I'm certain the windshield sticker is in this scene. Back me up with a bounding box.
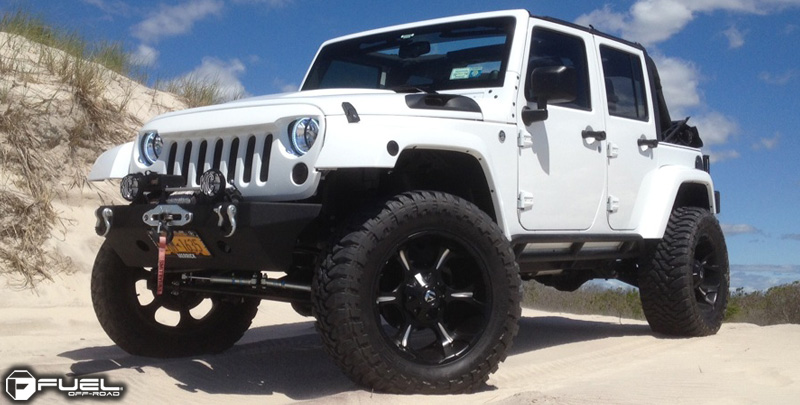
[450,67,483,80]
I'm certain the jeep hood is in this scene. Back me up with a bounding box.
[146,89,485,127]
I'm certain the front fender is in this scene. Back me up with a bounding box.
[634,166,716,239]
[314,115,518,238]
[88,142,134,181]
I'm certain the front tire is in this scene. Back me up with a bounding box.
[639,207,730,336]
[313,191,521,394]
[91,242,260,357]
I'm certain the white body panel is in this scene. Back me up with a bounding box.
[88,142,134,180]
[517,20,607,231]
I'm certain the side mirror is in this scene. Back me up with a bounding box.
[522,65,578,125]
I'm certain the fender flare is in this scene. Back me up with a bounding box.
[634,166,716,239]
[88,142,134,181]
[314,115,515,236]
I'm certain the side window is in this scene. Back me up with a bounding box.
[600,46,648,121]
[526,28,591,110]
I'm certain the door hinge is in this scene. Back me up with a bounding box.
[607,195,620,213]
[518,191,534,210]
[607,142,619,158]
[518,130,532,149]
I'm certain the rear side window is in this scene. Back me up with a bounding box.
[600,46,648,121]
[526,28,591,110]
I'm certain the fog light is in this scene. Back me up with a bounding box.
[120,173,144,201]
[200,169,226,198]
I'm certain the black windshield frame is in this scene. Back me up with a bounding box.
[302,17,517,92]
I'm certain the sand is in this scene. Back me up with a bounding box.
[1,178,798,404]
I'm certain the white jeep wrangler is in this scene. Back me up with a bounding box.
[88,10,728,394]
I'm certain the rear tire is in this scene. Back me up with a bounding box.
[639,207,729,336]
[312,191,521,394]
[91,242,260,357]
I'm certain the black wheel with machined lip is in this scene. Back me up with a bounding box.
[313,191,521,394]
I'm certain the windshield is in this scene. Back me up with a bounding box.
[302,17,516,92]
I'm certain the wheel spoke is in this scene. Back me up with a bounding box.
[435,248,451,270]
[445,286,485,310]
[140,300,160,319]
[177,306,198,327]
[394,323,413,349]
[436,322,454,346]
[133,267,151,281]
[697,284,718,305]
[398,249,411,272]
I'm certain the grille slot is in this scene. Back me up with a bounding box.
[260,134,273,182]
[243,136,256,183]
[181,141,193,185]
[161,134,274,188]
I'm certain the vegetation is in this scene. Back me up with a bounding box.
[0,9,133,76]
[0,9,232,286]
[523,281,645,321]
[725,282,800,325]
[160,75,227,108]
[523,280,800,326]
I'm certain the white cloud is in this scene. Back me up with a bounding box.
[132,44,159,66]
[752,132,781,149]
[708,149,741,162]
[179,57,247,101]
[81,0,130,15]
[132,0,224,43]
[652,55,702,116]
[575,0,800,46]
[273,78,298,93]
[759,69,799,85]
[722,223,761,235]
[691,112,739,145]
[722,25,746,48]
[731,264,800,291]
[232,0,294,6]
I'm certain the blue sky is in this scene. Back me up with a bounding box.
[2,0,799,290]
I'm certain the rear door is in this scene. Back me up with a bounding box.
[594,38,659,230]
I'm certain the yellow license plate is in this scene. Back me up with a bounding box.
[154,231,212,258]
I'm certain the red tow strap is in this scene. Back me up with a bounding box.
[157,234,166,296]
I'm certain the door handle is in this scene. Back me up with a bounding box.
[581,130,606,141]
[637,138,659,149]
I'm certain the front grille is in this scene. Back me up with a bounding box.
[165,133,274,188]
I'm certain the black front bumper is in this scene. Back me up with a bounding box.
[97,201,321,272]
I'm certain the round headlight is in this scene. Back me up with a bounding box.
[140,131,162,165]
[290,118,319,155]
[120,173,144,201]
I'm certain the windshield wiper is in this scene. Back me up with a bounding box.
[388,85,438,94]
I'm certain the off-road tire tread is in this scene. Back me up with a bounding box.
[639,207,729,337]
[312,191,521,394]
[91,242,260,358]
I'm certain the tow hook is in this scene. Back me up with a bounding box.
[213,204,238,237]
[95,207,113,237]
